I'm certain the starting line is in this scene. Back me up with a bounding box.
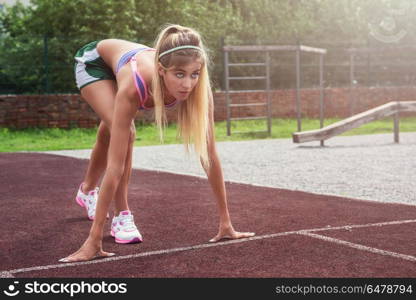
[2,218,416,277]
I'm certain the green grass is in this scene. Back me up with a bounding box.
[1,117,416,152]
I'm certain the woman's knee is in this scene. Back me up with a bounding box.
[106,164,125,182]
[129,123,136,144]
[96,122,111,146]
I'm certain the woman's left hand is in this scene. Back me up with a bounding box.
[209,225,255,243]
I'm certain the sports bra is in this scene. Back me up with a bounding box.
[115,47,178,111]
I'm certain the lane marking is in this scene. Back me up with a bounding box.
[0,271,14,278]
[299,232,416,262]
[3,218,416,276]
[301,219,416,233]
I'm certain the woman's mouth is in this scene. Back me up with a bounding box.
[179,91,190,96]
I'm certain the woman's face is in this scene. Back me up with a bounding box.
[159,60,202,101]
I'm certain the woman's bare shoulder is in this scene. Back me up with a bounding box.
[98,39,146,50]
[137,52,157,85]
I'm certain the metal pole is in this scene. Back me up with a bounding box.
[349,52,355,116]
[266,51,271,136]
[220,37,225,90]
[224,49,231,136]
[296,48,301,132]
[43,34,49,93]
[394,109,399,143]
[319,54,324,146]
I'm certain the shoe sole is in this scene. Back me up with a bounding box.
[115,237,142,244]
[111,230,142,244]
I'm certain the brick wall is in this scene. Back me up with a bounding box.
[1,86,416,129]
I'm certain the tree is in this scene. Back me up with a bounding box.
[0,0,239,93]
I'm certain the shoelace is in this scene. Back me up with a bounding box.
[118,214,136,231]
[86,190,98,216]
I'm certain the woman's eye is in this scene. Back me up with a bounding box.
[175,73,184,78]
[191,73,200,79]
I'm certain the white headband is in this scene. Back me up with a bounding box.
[158,45,202,59]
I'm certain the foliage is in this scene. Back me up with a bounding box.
[0,0,239,93]
[1,0,416,93]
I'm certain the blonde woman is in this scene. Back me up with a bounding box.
[60,24,255,263]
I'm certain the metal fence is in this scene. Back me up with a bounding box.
[1,36,416,94]
[220,40,416,91]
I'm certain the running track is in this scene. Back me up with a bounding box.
[1,153,415,278]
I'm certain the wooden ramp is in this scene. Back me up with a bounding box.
[292,101,416,144]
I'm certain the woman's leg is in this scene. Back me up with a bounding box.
[113,121,135,215]
[78,80,135,216]
[79,81,116,192]
[81,121,110,192]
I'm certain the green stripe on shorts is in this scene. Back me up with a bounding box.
[74,41,115,90]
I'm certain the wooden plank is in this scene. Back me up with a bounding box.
[398,101,416,112]
[292,102,399,143]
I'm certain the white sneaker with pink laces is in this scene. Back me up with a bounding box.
[75,183,108,220]
[110,210,142,244]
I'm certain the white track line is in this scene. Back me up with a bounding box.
[299,232,416,263]
[300,219,416,233]
[3,219,416,276]
[0,271,14,278]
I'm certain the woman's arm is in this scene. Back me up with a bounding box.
[60,88,137,262]
[202,89,255,242]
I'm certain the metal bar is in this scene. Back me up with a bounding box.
[43,34,49,93]
[299,45,328,54]
[224,50,231,136]
[228,63,266,67]
[227,90,267,93]
[229,103,267,107]
[233,130,269,134]
[223,45,326,53]
[224,45,299,52]
[366,39,371,91]
[349,53,355,117]
[228,76,266,80]
[394,110,399,143]
[319,54,324,147]
[266,51,272,136]
[347,46,416,53]
[296,49,301,132]
[230,116,268,121]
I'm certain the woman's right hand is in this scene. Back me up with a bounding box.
[59,236,115,263]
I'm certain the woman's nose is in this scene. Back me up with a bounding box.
[181,77,192,89]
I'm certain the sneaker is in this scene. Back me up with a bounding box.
[110,210,142,244]
[75,183,108,220]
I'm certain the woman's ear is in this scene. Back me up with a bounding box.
[158,63,166,77]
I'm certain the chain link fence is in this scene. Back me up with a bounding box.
[1,36,416,94]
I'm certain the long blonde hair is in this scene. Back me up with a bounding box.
[152,24,211,168]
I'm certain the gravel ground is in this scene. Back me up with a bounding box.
[43,132,416,206]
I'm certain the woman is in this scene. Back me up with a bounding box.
[60,24,255,263]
